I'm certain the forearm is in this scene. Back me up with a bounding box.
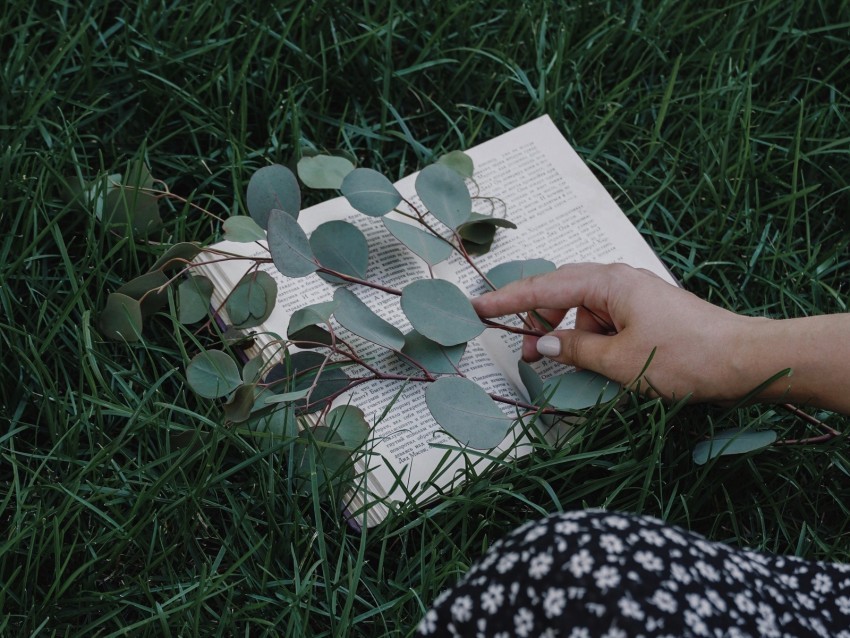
[737,314,850,414]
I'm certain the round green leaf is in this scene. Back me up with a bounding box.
[265,352,351,415]
[425,377,510,449]
[541,371,619,411]
[223,384,257,423]
[486,259,557,289]
[517,360,545,403]
[333,288,405,350]
[341,168,402,217]
[246,164,301,229]
[223,215,266,242]
[436,150,474,178]
[383,217,453,266]
[399,330,466,374]
[177,274,214,324]
[297,154,355,189]
[324,405,370,449]
[242,355,267,384]
[692,428,778,465]
[116,270,169,316]
[104,185,162,235]
[263,388,311,405]
[100,292,143,341]
[288,300,337,336]
[226,270,277,329]
[400,279,484,347]
[294,426,353,494]
[186,349,242,399]
[149,242,202,272]
[415,164,472,229]
[267,209,318,277]
[310,220,369,284]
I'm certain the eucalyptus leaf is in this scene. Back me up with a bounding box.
[517,360,545,403]
[486,259,557,289]
[263,388,311,405]
[104,184,162,235]
[436,150,474,178]
[265,352,351,415]
[692,428,778,465]
[324,405,370,449]
[399,330,466,374]
[226,270,277,329]
[116,270,169,316]
[223,216,266,242]
[288,300,337,336]
[246,164,300,228]
[149,242,202,272]
[333,288,405,350]
[415,164,471,229]
[267,209,318,277]
[294,426,353,494]
[425,377,510,449]
[186,349,242,399]
[341,168,402,216]
[242,354,266,384]
[400,279,484,346]
[248,405,299,447]
[100,292,143,341]
[541,371,619,411]
[297,154,355,189]
[177,274,214,324]
[310,220,369,283]
[382,217,453,265]
[288,324,334,348]
[223,384,256,423]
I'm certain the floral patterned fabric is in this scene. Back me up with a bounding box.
[417,510,850,637]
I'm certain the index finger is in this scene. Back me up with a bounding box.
[471,262,614,318]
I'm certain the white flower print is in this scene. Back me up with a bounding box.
[634,550,663,572]
[529,551,554,579]
[496,552,518,574]
[837,595,850,614]
[686,593,713,617]
[796,591,816,610]
[594,565,620,589]
[601,627,626,638]
[683,610,708,636]
[639,528,666,547]
[734,592,756,616]
[555,520,580,535]
[813,572,833,594]
[650,589,677,614]
[568,629,590,638]
[513,607,534,637]
[451,595,473,623]
[568,549,594,577]
[599,533,624,554]
[602,515,629,530]
[694,560,720,582]
[705,588,727,613]
[543,587,566,619]
[523,523,548,543]
[618,596,644,620]
[671,562,692,584]
[417,609,438,635]
[480,584,504,614]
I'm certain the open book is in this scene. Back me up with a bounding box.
[195,116,676,528]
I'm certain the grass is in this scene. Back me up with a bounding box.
[2,0,850,634]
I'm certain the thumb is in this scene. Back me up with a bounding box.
[536,329,612,374]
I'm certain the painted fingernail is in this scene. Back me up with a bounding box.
[536,335,561,357]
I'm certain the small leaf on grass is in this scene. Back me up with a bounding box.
[294,426,353,495]
[267,209,318,277]
[341,168,402,216]
[297,154,355,189]
[116,270,169,316]
[486,258,557,289]
[226,270,277,329]
[399,330,466,374]
[247,164,300,228]
[149,242,202,272]
[541,371,619,411]
[383,217,453,265]
[324,405,370,449]
[186,349,242,399]
[333,288,405,350]
[100,292,143,341]
[310,220,369,283]
[425,377,510,449]
[692,428,778,465]
[177,274,214,324]
[401,279,484,346]
[223,216,266,242]
[415,164,471,229]
[436,150,474,178]
[223,384,257,423]
[104,184,162,235]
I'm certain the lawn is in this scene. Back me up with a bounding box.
[2,0,850,635]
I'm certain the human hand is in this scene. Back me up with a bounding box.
[472,263,763,403]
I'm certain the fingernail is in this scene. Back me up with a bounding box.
[537,335,561,357]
